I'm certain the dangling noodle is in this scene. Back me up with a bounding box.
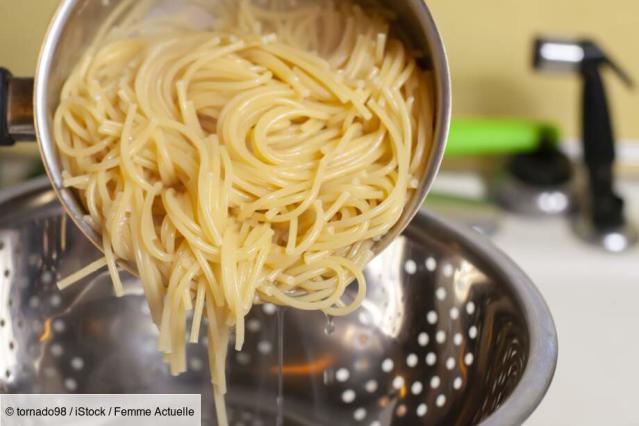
[54,0,434,424]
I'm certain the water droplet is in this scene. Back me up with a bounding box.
[324,315,335,336]
[323,368,335,385]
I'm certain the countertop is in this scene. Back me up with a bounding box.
[491,180,639,426]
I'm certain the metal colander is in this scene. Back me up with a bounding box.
[0,178,557,426]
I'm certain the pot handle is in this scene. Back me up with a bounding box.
[0,68,35,146]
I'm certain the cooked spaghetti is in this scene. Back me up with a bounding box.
[54,0,434,423]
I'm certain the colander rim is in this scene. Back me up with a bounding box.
[411,211,558,426]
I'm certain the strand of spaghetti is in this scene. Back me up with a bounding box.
[57,257,108,290]
[190,281,207,343]
[102,232,125,297]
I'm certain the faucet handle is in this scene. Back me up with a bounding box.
[604,56,634,88]
[579,40,634,88]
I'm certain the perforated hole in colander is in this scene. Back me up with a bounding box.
[278,248,488,425]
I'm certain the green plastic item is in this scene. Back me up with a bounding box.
[446,118,560,156]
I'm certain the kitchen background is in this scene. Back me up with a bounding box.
[1,1,638,425]
[3,0,639,139]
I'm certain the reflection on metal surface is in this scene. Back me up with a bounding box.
[539,42,584,65]
[603,233,630,252]
[574,215,638,253]
[454,260,486,302]
[0,179,557,425]
[360,240,405,338]
[275,355,335,376]
[5,76,36,142]
[493,173,573,217]
[38,319,52,343]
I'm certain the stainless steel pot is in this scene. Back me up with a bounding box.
[0,0,452,266]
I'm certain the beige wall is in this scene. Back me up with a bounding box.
[429,0,639,140]
[1,0,638,140]
[0,1,58,73]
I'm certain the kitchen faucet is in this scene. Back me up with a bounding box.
[533,37,637,252]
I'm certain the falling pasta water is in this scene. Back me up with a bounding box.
[276,309,285,426]
[324,315,336,336]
